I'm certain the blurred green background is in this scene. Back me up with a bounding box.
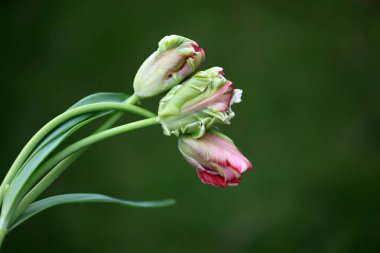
[1,0,379,252]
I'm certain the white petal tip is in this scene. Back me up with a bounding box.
[231,89,243,104]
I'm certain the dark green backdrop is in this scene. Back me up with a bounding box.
[1,0,379,252]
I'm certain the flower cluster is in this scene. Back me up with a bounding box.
[133,35,251,187]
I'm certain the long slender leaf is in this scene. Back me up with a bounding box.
[15,92,129,180]
[68,92,129,109]
[1,93,130,224]
[29,92,129,159]
[10,193,175,230]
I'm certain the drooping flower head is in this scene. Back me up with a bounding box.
[158,67,242,138]
[133,35,205,98]
[178,131,252,187]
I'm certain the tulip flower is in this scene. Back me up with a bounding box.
[158,67,242,138]
[178,131,252,187]
[133,35,205,98]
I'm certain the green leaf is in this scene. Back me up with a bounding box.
[68,92,129,109]
[2,93,130,225]
[17,92,130,180]
[10,193,175,230]
[30,92,130,158]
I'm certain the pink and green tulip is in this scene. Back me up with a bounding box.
[158,67,242,138]
[178,131,251,187]
[133,35,205,98]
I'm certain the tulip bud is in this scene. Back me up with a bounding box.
[158,67,242,138]
[133,35,205,98]
[178,131,252,187]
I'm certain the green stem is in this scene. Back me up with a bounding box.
[0,117,159,228]
[0,102,151,204]
[40,117,159,177]
[123,93,139,106]
[13,155,80,219]
[99,93,140,129]
[14,95,143,219]
[0,227,5,249]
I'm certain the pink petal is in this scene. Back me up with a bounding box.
[197,170,241,187]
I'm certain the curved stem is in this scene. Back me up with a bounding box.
[13,155,80,220]
[0,102,153,204]
[0,227,5,249]
[124,93,139,105]
[95,94,141,132]
[14,95,143,219]
[39,117,159,178]
[0,117,159,228]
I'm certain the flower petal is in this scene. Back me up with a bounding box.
[197,170,241,187]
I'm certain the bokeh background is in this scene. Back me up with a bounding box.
[1,0,379,252]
